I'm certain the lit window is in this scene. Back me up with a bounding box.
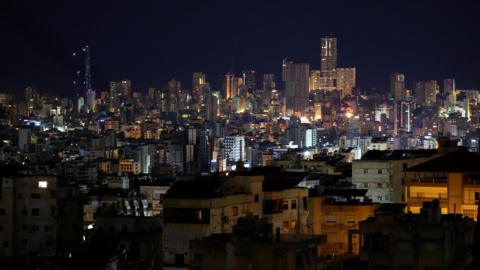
[38,181,48,189]
[196,210,203,221]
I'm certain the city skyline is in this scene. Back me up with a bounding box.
[1,0,480,95]
[3,2,480,269]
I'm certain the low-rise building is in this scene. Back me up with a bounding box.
[404,148,480,220]
[308,189,378,257]
[189,216,326,270]
[0,173,83,266]
[162,168,309,269]
[352,149,437,203]
[359,201,474,270]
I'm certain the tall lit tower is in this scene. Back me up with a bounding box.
[390,73,405,100]
[320,36,337,89]
[320,37,337,72]
[284,62,310,115]
[73,45,92,94]
[192,72,206,111]
[224,73,234,99]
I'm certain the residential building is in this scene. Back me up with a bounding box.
[352,150,437,203]
[404,148,480,221]
[360,201,474,270]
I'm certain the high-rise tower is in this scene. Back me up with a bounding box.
[320,37,337,72]
[320,37,337,89]
[390,73,406,100]
[284,61,310,115]
[73,45,92,93]
[243,70,256,91]
[224,73,234,99]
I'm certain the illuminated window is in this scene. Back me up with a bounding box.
[290,220,297,231]
[196,210,203,222]
[38,181,48,189]
[283,221,289,233]
[232,207,238,217]
[283,200,289,210]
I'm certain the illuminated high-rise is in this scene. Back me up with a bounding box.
[284,61,310,115]
[192,72,206,110]
[336,68,356,97]
[415,80,438,106]
[400,101,412,132]
[109,80,132,109]
[192,72,206,93]
[224,73,234,99]
[309,70,321,91]
[223,136,246,166]
[320,37,337,90]
[231,77,243,98]
[390,73,406,100]
[73,45,92,94]
[321,37,337,72]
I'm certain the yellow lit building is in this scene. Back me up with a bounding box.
[404,149,480,221]
[336,68,356,97]
[308,189,378,257]
[119,159,141,174]
[309,70,321,91]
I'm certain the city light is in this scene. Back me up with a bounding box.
[38,181,48,189]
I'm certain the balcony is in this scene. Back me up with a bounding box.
[405,177,447,185]
[408,196,447,204]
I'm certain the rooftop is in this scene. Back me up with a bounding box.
[407,149,480,173]
[361,149,437,161]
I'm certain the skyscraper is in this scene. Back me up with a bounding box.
[121,79,132,98]
[400,101,412,133]
[262,74,276,92]
[73,45,92,94]
[243,70,256,91]
[390,73,406,100]
[284,61,310,115]
[224,73,234,99]
[192,72,206,111]
[231,77,243,98]
[109,80,131,109]
[443,79,456,96]
[415,80,438,106]
[261,74,276,105]
[320,37,337,89]
[192,72,206,93]
[321,37,337,72]
[336,68,356,97]
[309,70,321,91]
[444,79,456,106]
[223,136,246,167]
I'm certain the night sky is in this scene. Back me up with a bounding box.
[1,0,480,97]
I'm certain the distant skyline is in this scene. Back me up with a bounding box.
[1,0,480,96]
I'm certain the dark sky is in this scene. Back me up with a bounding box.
[1,0,480,97]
